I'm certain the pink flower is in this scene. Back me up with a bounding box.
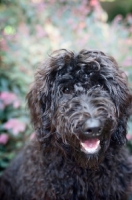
[0,38,9,51]
[90,0,99,7]
[122,57,132,67]
[126,134,132,141]
[36,2,46,12]
[112,15,123,25]
[36,25,47,38]
[4,119,26,135]
[13,101,21,109]
[0,91,20,108]
[0,133,9,145]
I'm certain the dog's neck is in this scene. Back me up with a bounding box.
[37,134,126,171]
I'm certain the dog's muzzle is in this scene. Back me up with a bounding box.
[76,118,103,154]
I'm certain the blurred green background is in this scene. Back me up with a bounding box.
[0,0,132,176]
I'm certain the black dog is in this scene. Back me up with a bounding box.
[0,49,132,200]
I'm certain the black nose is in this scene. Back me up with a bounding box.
[82,119,102,135]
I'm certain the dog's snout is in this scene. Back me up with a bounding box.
[82,119,102,135]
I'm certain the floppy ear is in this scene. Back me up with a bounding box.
[105,58,132,146]
[110,86,132,146]
[111,117,128,145]
[27,50,74,142]
[97,54,132,145]
[27,62,52,142]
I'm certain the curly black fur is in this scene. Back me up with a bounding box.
[0,49,132,200]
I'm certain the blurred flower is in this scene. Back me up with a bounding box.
[122,57,132,67]
[36,25,47,38]
[0,133,9,145]
[4,119,26,135]
[90,0,99,7]
[112,15,123,26]
[13,101,21,108]
[127,133,132,141]
[0,38,9,51]
[0,91,20,109]
[36,2,46,12]
[79,22,86,30]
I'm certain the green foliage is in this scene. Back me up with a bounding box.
[0,0,132,172]
[101,0,132,21]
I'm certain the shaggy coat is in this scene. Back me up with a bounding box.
[0,49,132,200]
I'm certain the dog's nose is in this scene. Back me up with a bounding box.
[82,119,102,135]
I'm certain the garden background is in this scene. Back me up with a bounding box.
[0,0,132,177]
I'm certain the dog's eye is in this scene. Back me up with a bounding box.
[62,87,73,94]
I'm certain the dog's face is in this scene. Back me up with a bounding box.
[27,50,132,168]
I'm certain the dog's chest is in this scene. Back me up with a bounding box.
[42,160,114,200]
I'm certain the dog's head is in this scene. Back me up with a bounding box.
[27,49,132,168]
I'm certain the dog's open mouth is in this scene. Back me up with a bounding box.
[80,138,101,154]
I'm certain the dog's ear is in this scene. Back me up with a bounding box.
[105,57,132,145]
[27,50,74,142]
[111,117,128,145]
[27,62,52,141]
[103,58,130,115]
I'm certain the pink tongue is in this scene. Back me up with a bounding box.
[82,138,99,148]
